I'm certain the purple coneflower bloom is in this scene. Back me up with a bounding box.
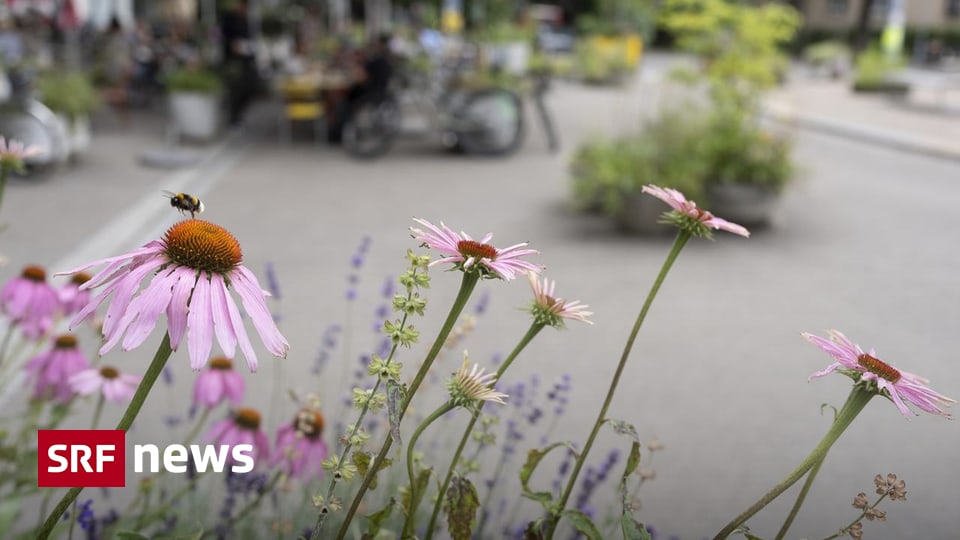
[803,330,955,418]
[206,408,271,463]
[24,334,91,403]
[0,136,41,168]
[271,408,329,479]
[1,265,60,339]
[410,218,541,280]
[642,185,750,238]
[193,357,245,409]
[58,272,92,317]
[60,219,289,371]
[70,366,141,403]
[527,272,593,327]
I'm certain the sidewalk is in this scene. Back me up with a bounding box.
[764,77,960,161]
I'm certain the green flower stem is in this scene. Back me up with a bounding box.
[713,386,875,540]
[330,272,480,540]
[311,269,423,535]
[545,230,690,540]
[0,165,9,217]
[90,395,105,430]
[403,401,456,537]
[0,322,15,368]
[183,406,212,446]
[426,322,545,540]
[36,334,174,540]
[774,452,827,540]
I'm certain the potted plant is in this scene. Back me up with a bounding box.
[36,71,99,158]
[700,107,794,226]
[164,66,223,141]
[851,48,909,95]
[475,0,534,75]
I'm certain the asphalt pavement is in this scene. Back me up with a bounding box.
[3,54,959,539]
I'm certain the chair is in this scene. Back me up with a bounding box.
[278,77,325,143]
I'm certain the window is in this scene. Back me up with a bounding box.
[827,0,849,15]
[871,0,891,19]
[948,0,960,18]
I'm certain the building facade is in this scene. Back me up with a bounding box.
[793,0,960,30]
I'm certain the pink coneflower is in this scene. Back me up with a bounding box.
[271,408,329,479]
[206,408,271,463]
[527,272,593,328]
[60,219,290,371]
[193,357,245,409]
[641,185,750,238]
[802,330,955,418]
[0,136,41,169]
[24,334,91,403]
[447,354,509,407]
[1,265,60,340]
[69,365,142,404]
[58,272,92,317]
[410,218,541,280]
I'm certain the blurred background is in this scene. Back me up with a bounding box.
[1,0,959,539]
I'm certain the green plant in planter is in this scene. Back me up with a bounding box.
[164,68,224,94]
[474,21,535,44]
[573,39,632,84]
[852,48,908,93]
[700,108,794,193]
[36,72,99,122]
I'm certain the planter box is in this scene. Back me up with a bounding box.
[706,184,781,227]
[56,113,91,158]
[483,41,531,75]
[169,91,221,141]
[614,191,674,236]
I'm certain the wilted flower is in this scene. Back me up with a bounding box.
[803,330,955,418]
[641,185,750,238]
[848,521,863,540]
[271,408,329,479]
[875,473,907,501]
[70,366,142,403]
[58,272,92,317]
[193,357,245,409]
[0,136,41,171]
[1,265,60,339]
[853,492,869,509]
[24,334,91,403]
[60,219,289,371]
[206,407,271,464]
[447,353,508,407]
[527,272,592,327]
[410,218,541,280]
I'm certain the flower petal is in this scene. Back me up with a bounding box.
[186,275,214,370]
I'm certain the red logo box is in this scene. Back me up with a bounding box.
[37,430,126,488]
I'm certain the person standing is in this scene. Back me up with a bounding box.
[220,0,257,127]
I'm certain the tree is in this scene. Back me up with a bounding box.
[854,0,877,52]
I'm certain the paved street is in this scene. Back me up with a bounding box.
[3,54,959,539]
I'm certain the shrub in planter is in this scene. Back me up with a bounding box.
[36,71,99,157]
[852,48,909,94]
[802,40,852,78]
[164,67,223,140]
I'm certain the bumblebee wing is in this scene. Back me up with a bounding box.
[196,200,205,214]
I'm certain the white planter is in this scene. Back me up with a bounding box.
[706,184,782,227]
[56,113,92,157]
[169,91,220,140]
[484,41,531,75]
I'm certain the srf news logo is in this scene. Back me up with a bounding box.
[37,430,254,488]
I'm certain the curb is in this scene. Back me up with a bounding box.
[762,101,960,163]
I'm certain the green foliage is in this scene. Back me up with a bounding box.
[474,22,535,44]
[573,39,632,84]
[401,468,432,520]
[619,442,652,540]
[519,441,578,510]
[659,0,801,92]
[363,497,397,538]
[802,40,851,67]
[443,475,480,540]
[164,68,223,94]
[853,48,906,88]
[699,107,794,192]
[576,0,656,39]
[562,509,604,539]
[36,71,99,120]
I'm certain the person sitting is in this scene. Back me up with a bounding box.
[328,34,394,144]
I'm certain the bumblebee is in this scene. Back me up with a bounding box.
[164,191,204,218]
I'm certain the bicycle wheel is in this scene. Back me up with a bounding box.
[342,97,399,160]
[454,88,524,157]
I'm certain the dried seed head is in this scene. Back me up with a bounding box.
[853,492,869,509]
[848,521,863,539]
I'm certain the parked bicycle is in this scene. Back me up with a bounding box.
[342,47,527,160]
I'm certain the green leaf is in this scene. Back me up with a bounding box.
[386,379,404,446]
[623,442,641,480]
[562,509,603,540]
[401,468,432,518]
[523,519,546,540]
[606,419,640,443]
[0,496,20,539]
[363,497,397,538]
[621,515,652,540]
[443,476,480,540]
[519,442,578,510]
[116,532,151,540]
[153,525,204,540]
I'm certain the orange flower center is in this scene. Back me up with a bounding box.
[22,265,46,282]
[71,272,92,286]
[163,220,242,275]
[234,408,262,431]
[210,357,234,370]
[457,240,497,261]
[99,366,119,379]
[294,409,325,439]
[54,334,78,349]
[857,353,901,383]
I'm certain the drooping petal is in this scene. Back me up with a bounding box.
[166,268,196,351]
[122,269,176,351]
[209,273,238,359]
[222,283,257,372]
[186,275,214,370]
